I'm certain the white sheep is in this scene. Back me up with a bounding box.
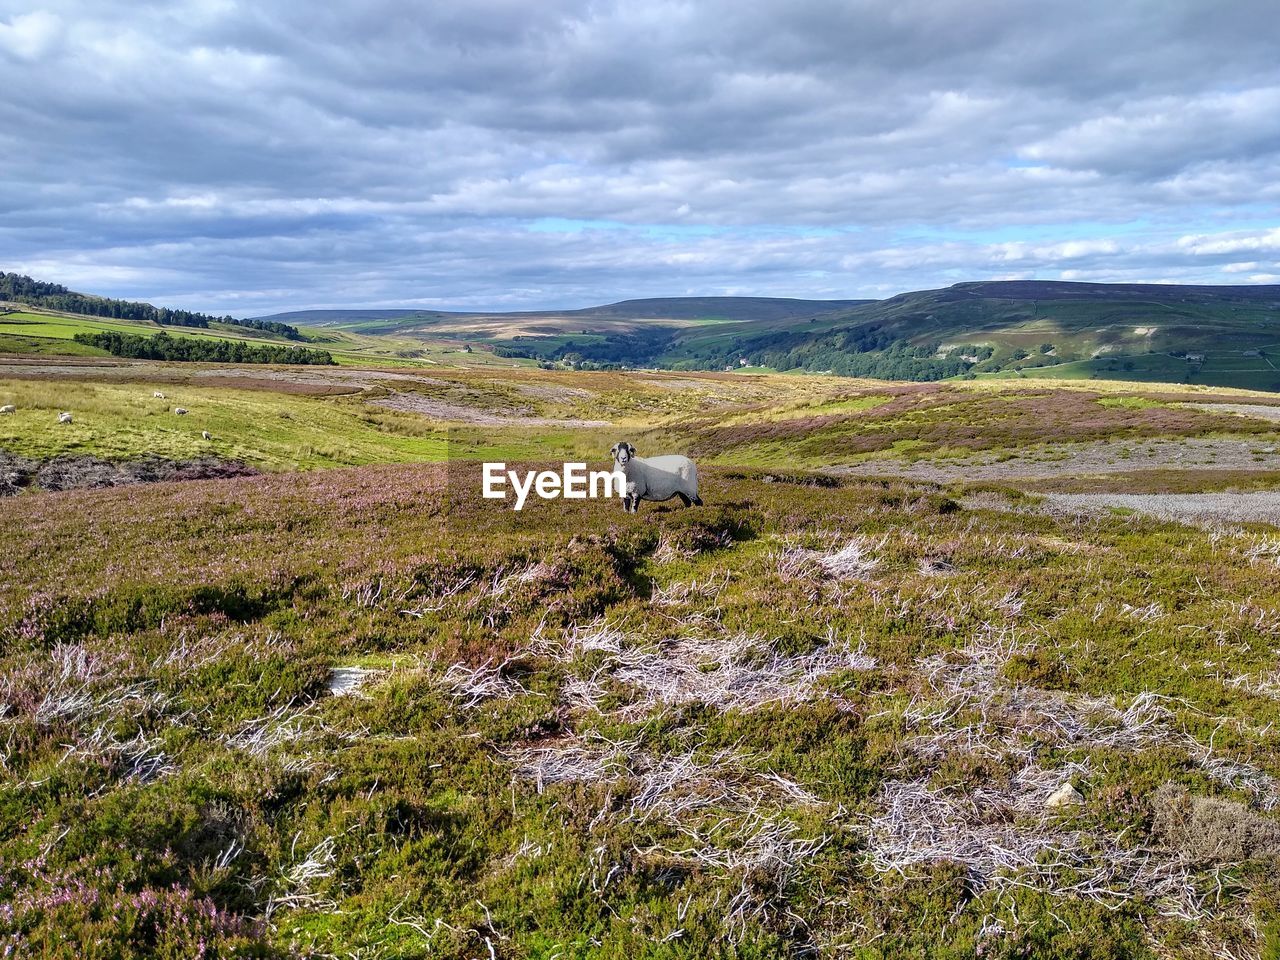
[153,391,166,399]
[0,404,14,415]
[174,407,188,415]
[610,441,702,513]
[58,411,73,424]
[202,430,211,441]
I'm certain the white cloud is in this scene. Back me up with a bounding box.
[0,9,62,60]
[2,0,1279,311]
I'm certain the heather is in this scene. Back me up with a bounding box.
[3,459,1280,958]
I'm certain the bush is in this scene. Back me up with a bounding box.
[1151,784,1280,862]
[72,331,334,365]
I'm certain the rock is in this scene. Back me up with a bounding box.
[1045,782,1084,809]
[328,666,377,697]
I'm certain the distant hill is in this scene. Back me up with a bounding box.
[255,282,1280,390]
[254,296,870,328]
[15,276,1280,390]
[713,280,1280,390]
[2,271,305,340]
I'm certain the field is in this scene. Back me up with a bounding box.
[0,308,535,370]
[4,358,1280,959]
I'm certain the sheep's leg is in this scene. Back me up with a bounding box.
[676,492,692,507]
[691,494,703,506]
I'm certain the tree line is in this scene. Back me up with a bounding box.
[1,271,304,340]
[73,331,335,365]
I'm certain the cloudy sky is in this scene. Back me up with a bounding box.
[3,0,1280,315]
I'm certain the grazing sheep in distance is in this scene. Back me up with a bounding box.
[0,404,14,415]
[610,441,702,513]
[202,430,211,441]
[174,407,188,415]
[58,412,73,424]
[153,391,165,399]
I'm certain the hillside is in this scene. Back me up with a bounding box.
[0,270,303,339]
[11,276,1280,390]
[686,281,1280,389]
[256,296,869,328]
[263,282,1280,391]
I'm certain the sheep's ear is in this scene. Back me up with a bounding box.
[626,443,636,456]
[610,443,618,457]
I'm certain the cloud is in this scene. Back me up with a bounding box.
[1,0,1279,312]
[0,9,61,60]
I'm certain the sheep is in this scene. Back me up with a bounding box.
[153,391,166,399]
[58,411,73,424]
[610,441,702,513]
[0,404,14,415]
[202,430,212,441]
[174,407,188,415]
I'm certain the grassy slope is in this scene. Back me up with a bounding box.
[0,379,448,468]
[5,367,1280,472]
[0,307,536,370]
[258,296,871,330]
[742,283,1280,391]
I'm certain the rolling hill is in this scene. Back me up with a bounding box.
[260,281,1280,390]
[256,296,870,328]
[714,280,1280,389]
[10,272,1280,390]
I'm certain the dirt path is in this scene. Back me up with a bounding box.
[835,436,1280,482]
[370,392,609,427]
[1184,402,1280,424]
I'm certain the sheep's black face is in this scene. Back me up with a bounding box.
[610,442,636,466]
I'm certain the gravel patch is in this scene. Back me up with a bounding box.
[370,391,609,426]
[1040,492,1280,526]
[1183,403,1280,423]
[511,383,596,401]
[0,451,259,495]
[835,436,1280,482]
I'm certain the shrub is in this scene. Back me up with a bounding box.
[1151,784,1280,863]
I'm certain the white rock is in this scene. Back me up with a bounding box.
[1045,782,1084,808]
[328,666,377,697]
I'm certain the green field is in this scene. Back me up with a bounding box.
[5,367,1277,472]
[0,308,540,369]
[0,379,454,468]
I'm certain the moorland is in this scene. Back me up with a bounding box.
[4,279,1280,959]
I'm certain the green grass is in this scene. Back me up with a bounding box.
[0,308,541,370]
[0,380,449,468]
[0,330,110,356]
[5,369,1280,476]
[994,352,1280,392]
